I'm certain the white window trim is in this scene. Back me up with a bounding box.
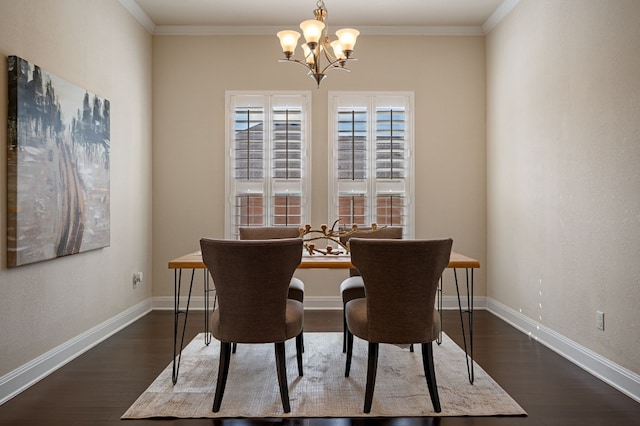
[328,91,415,238]
[225,91,312,239]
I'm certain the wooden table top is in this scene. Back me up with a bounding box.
[168,250,479,270]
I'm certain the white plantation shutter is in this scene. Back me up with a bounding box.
[376,108,406,180]
[226,92,311,238]
[233,106,264,180]
[337,108,368,180]
[336,106,369,225]
[273,106,303,179]
[374,105,408,228]
[329,92,414,238]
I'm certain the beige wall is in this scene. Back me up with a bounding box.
[151,35,487,302]
[486,0,640,374]
[0,0,153,376]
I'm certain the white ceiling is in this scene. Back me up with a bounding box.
[123,0,518,35]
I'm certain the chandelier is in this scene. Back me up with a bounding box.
[276,0,360,87]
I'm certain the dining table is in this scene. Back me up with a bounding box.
[168,249,480,385]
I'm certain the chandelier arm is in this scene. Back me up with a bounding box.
[319,58,354,75]
[279,58,315,72]
[321,39,338,64]
[310,48,322,74]
[279,56,354,75]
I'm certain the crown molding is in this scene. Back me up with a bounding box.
[153,25,486,37]
[120,0,519,37]
[118,0,155,33]
[483,0,520,33]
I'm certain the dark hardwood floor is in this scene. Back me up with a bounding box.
[0,310,638,425]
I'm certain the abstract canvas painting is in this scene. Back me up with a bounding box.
[7,56,110,267]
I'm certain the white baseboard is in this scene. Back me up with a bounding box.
[302,296,488,310]
[0,299,152,405]
[487,298,640,403]
[152,295,488,311]
[152,296,347,310]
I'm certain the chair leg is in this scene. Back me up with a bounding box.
[212,341,232,412]
[342,304,347,353]
[232,342,237,353]
[410,343,414,352]
[296,331,304,377]
[274,342,291,413]
[363,342,379,413]
[422,342,441,413]
[345,329,354,377]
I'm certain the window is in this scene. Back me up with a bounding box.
[226,92,311,238]
[328,92,415,238]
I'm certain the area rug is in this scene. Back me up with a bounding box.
[122,332,526,418]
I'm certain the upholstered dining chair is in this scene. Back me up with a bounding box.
[239,226,306,354]
[344,238,453,413]
[239,227,304,303]
[200,238,304,413]
[339,227,403,352]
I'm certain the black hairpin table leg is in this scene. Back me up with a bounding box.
[172,268,195,385]
[454,268,475,384]
[203,268,216,346]
[436,276,443,345]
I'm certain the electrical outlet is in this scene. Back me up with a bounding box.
[596,311,604,330]
[133,272,143,289]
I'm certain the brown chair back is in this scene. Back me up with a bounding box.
[349,238,452,344]
[340,227,403,276]
[200,238,302,343]
[239,226,301,240]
